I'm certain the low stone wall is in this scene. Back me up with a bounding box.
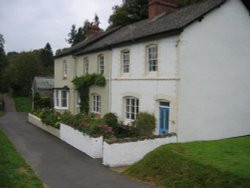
[103,135,177,167]
[60,123,103,158]
[28,113,60,138]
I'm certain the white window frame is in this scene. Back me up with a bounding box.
[98,55,104,74]
[147,45,158,72]
[54,89,69,109]
[76,92,81,113]
[92,94,101,114]
[124,96,139,120]
[84,57,89,74]
[63,60,68,78]
[121,50,130,73]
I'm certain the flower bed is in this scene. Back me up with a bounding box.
[60,123,103,158]
[28,113,60,138]
[103,134,177,167]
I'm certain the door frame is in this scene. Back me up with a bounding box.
[159,101,170,134]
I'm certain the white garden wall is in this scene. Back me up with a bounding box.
[60,123,103,158]
[28,113,60,138]
[103,135,177,167]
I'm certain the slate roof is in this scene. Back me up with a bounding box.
[33,77,54,89]
[56,0,226,58]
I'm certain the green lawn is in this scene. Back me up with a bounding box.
[124,136,250,188]
[0,130,44,188]
[13,97,32,112]
[0,111,4,117]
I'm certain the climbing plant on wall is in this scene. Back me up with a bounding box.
[72,74,106,114]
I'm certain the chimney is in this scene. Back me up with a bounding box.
[148,0,178,20]
[85,22,103,38]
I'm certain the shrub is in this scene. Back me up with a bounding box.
[103,112,118,132]
[134,112,156,136]
[40,108,61,129]
[34,93,51,109]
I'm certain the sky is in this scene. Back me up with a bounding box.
[0,0,123,53]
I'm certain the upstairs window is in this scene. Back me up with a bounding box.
[147,45,158,72]
[92,94,101,114]
[98,55,104,74]
[84,57,89,74]
[124,96,139,120]
[63,60,68,78]
[121,50,130,73]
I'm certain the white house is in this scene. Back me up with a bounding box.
[54,0,250,142]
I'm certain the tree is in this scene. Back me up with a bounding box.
[0,34,8,92]
[40,43,53,67]
[66,14,101,46]
[94,14,100,26]
[3,52,44,96]
[108,0,148,28]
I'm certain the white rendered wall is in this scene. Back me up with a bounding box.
[103,136,177,167]
[111,37,179,134]
[60,123,103,158]
[178,0,250,142]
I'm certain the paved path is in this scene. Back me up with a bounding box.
[3,95,16,112]
[0,99,155,188]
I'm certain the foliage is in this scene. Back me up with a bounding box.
[40,108,61,129]
[66,14,100,46]
[13,97,32,112]
[108,0,148,28]
[0,130,44,188]
[103,112,118,132]
[124,136,250,188]
[134,112,156,137]
[72,74,106,114]
[3,52,44,96]
[62,112,114,138]
[0,94,4,111]
[34,93,51,110]
[0,34,8,92]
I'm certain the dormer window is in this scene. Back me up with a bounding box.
[147,45,158,72]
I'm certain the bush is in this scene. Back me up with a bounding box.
[134,112,156,137]
[103,112,118,132]
[40,108,61,129]
[34,93,51,109]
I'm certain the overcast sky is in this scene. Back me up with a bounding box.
[0,0,123,53]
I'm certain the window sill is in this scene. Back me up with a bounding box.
[54,106,68,110]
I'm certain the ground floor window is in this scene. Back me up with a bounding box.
[124,96,139,120]
[92,94,101,114]
[54,89,69,109]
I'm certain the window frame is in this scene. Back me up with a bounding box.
[92,94,101,114]
[124,96,139,121]
[147,45,158,72]
[83,57,89,74]
[54,89,69,109]
[63,60,68,78]
[98,54,104,74]
[121,50,130,73]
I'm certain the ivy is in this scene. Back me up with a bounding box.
[72,74,106,114]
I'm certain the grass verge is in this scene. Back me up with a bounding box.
[13,96,32,112]
[124,136,250,188]
[0,111,4,117]
[0,129,44,188]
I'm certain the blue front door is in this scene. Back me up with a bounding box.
[159,107,169,134]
